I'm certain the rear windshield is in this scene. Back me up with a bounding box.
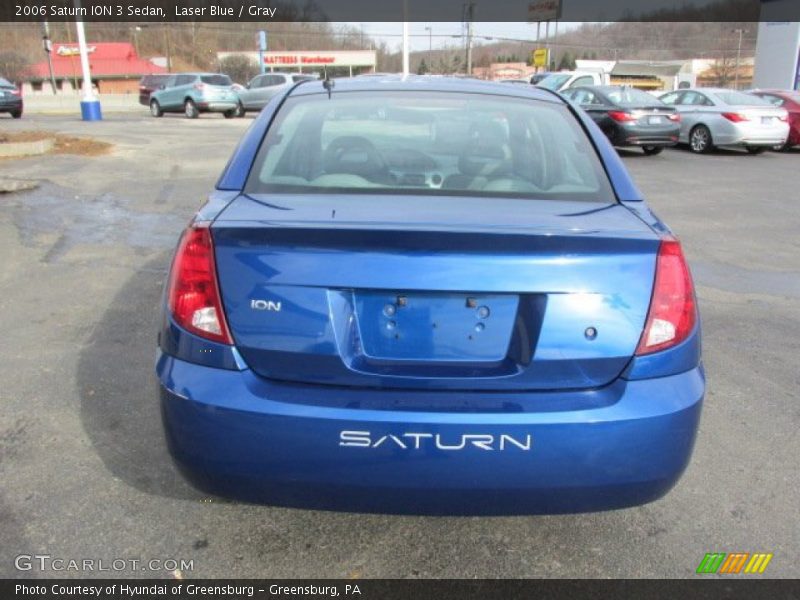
[245,91,614,202]
[604,87,662,106]
[141,75,168,87]
[536,74,571,90]
[200,75,232,86]
[713,90,769,106]
[292,75,316,83]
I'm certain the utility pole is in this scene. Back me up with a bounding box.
[163,24,172,71]
[545,21,550,69]
[131,25,141,56]
[553,19,559,68]
[733,28,747,90]
[41,20,57,94]
[464,2,475,76]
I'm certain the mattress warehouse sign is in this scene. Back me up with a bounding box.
[218,50,376,73]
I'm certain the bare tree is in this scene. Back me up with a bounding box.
[705,55,737,87]
[218,54,259,85]
[0,51,30,84]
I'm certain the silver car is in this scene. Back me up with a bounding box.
[235,72,317,115]
[659,88,789,154]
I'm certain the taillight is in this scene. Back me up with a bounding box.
[10,89,21,96]
[667,113,681,122]
[167,225,232,345]
[778,113,788,122]
[608,110,636,123]
[636,238,697,355]
[722,112,749,123]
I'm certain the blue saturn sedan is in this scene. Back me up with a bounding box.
[156,76,703,515]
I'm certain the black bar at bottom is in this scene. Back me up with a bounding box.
[2,579,799,600]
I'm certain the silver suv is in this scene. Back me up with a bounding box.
[235,73,317,114]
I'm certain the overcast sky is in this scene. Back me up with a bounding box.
[350,22,581,52]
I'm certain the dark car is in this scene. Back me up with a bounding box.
[138,73,172,106]
[562,85,680,155]
[750,89,800,150]
[155,76,703,515]
[0,76,23,118]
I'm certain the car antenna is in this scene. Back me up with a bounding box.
[322,67,334,99]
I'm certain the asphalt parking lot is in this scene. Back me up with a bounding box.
[0,112,798,579]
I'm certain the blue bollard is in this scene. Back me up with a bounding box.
[80,99,103,121]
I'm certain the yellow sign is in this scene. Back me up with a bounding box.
[532,48,550,67]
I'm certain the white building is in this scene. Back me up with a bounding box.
[217,50,377,77]
[753,20,800,89]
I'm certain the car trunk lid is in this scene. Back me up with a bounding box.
[211,194,660,391]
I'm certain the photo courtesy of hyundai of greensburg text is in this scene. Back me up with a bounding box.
[0,0,798,597]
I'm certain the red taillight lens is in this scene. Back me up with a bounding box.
[722,112,749,123]
[608,110,636,123]
[167,226,232,345]
[10,89,21,96]
[636,238,697,355]
[667,113,681,122]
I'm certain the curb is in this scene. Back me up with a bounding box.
[0,138,55,158]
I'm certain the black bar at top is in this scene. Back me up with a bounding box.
[4,0,800,23]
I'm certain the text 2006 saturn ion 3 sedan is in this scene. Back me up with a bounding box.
[156,76,703,515]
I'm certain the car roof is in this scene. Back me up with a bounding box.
[287,74,565,103]
[174,72,229,77]
[752,88,799,96]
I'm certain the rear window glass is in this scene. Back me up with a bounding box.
[713,91,769,106]
[201,75,232,86]
[604,88,662,106]
[141,75,168,87]
[245,91,614,202]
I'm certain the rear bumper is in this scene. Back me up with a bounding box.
[157,352,704,514]
[613,122,680,147]
[0,98,22,111]
[713,122,789,147]
[196,100,237,112]
[619,137,677,148]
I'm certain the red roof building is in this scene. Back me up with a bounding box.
[28,42,165,94]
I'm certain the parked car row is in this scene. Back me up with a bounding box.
[559,83,795,155]
[138,71,799,158]
[0,76,23,119]
[140,71,318,119]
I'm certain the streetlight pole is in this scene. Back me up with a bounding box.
[401,0,409,76]
[733,28,747,90]
[73,0,101,120]
[425,26,432,71]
